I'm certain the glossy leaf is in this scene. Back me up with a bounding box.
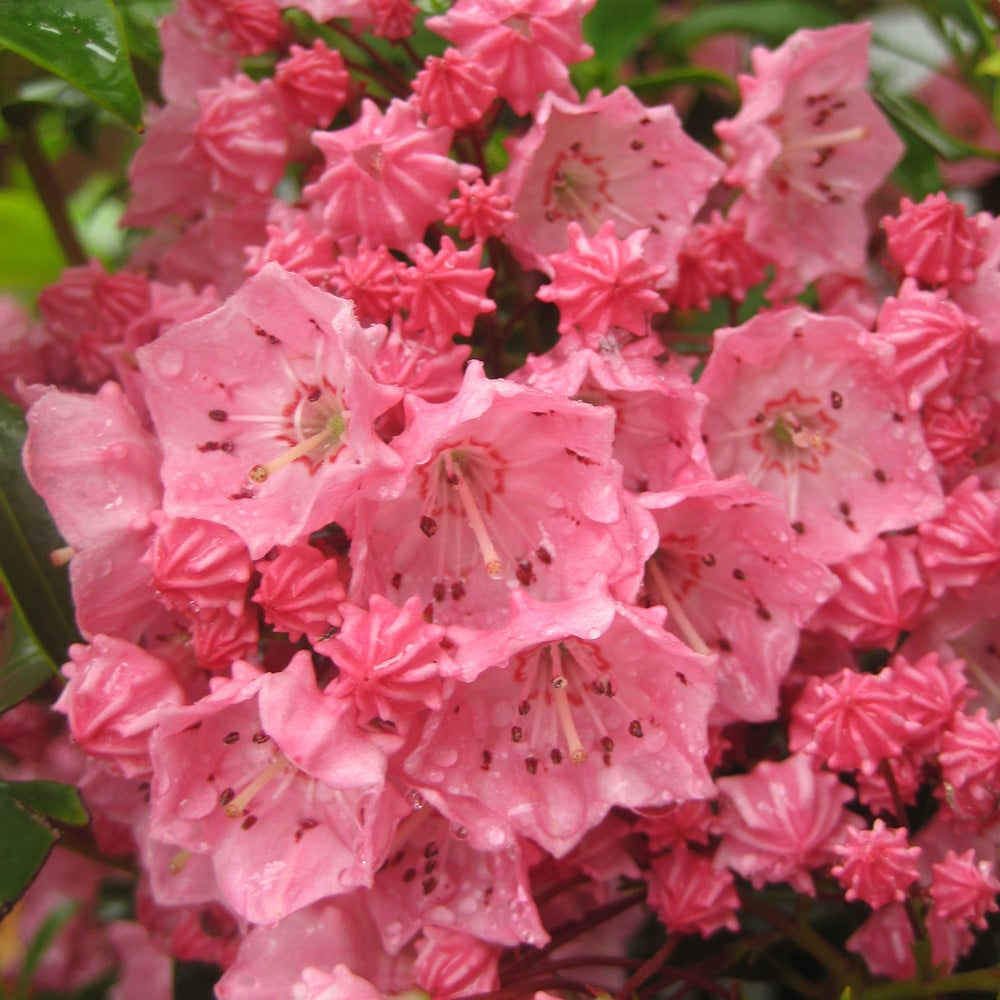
[2,780,89,827]
[0,395,79,672]
[0,0,143,127]
[0,603,55,712]
[0,789,59,918]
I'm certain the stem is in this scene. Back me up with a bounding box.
[615,936,679,1000]
[863,966,1000,1000]
[3,106,86,266]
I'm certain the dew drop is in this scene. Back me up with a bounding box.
[155,347,184,378]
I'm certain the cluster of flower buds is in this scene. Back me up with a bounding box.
[5,1,1000,997]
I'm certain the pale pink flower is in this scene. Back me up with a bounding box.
[411,49,497,130]
[714,753,861,894]
[831,819,921,909]
[426,0,595,116]
[698,307,943,563]
[884,193,988,288]
[502,87,724,278]
[536,221,667,342]
[715,23,903,299]
[275,40,350,128]
[399,236,496,344]
[137,264,404,558]
[647,844,740,937]
[306,99,465,251]
[291,965,383,1000]
[253,541,347,643]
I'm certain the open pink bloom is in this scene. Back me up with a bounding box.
[404,589,716,857]
[149,656,403,924]
[536,221,668,342]
[349,362,655,630]
[715,23,903,299]
[138,264,404,558]
[399,236,496,345]
[426,0,594,116]
[290,966,383,1000]
[806,535,927,648]
[367,806,546,952]
[56,637,189,779]
[883,193,988,288]
[641,477,838,724]
[647,844,740,937]
[502,87,723,278]
[274,40,349,128]
[698,307,943,563]
[875,280,980,411]
[515,340,711,493]
[306,99,465,251]
[23,382,167,642]
[931,849,1000,929]
[714,752,862,895]
[411,49,498,130]
[832,819,921,910]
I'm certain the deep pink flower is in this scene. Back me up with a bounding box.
[698,307,943,563]
[306,99,465,251]
[502,87,723,277]
[330,244,405,326]
[536,221,667,342]
[426,0,595,116]
[647,844,740,937]
[274,40,349,128]
[411,49,498,130]
[189,604,260,673]
[399,236,496,344]
[884,193,988,288]
[832,819,921,910]
[930,849,1000,929]
[939,708,1000,822]
[714,753,861,894]
[137,264,404,558]
[444,176,516,243]
[715,23,903,299]
[369,0,417,38]
[413,929,500,998]
[253,541,347,642]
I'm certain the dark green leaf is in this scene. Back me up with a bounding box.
[580,0,658,91]
[656,1,839,55]
[891,124,945,200]
[0,790,59,918]
[0,395,80,671]
[628,66,738,95]
[0,603,55,712]
[1,780,89,827]
[114,0,171,66]
[0,0,143,127]
[18,899,79,995]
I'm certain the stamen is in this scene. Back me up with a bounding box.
[248,416,344,483]
[646,557,712,656]
[49,545,76,567]
[448,453,503,579]
[550,645,587,763]
[785,126,869,151]
[223,754,290,818]
[168,850,191,874]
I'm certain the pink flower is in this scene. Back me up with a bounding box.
[444,176,515,243]
[426,0,595,116]
[647,844,740,937]
[412,928,500,998]
[698,307,943,563]
[930,849,1000,930]
[715,23,903,299]
[411,49,498,130]
[714,753,861,894]
[275,40,349,128]
[502,87,723,278]
[137,264,404,558]
[330,244,405,326]
[939,708,1000,821]
[831,819,921,909]
[884,193,988,288]
[306,99,465,251]
[536,221,668,342]
[399,236,496,344]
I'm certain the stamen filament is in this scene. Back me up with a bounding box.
[249,425,337,483]
[224,754,289,818]
[646,558,712,656]
[785,125,870,151]
[449,455,503,579]
[551,645,587,763]
[50,545,76,567]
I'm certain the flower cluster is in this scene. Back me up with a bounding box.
[5,2,1000,998]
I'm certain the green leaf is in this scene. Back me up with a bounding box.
[0,789,59,919]
[0,603,55,712]
[1,780,89,826]
[0,396,79,673]
[0,188,66,296]
[656,1,838,55]
[628,65,738,95]
[114,0,172,66]
[0,0,143,127]
[582,0,658,86]
[18,899,79,995]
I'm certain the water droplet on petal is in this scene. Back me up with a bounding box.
[155,347,185,378]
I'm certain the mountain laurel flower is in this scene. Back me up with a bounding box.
[832,820,922,910]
